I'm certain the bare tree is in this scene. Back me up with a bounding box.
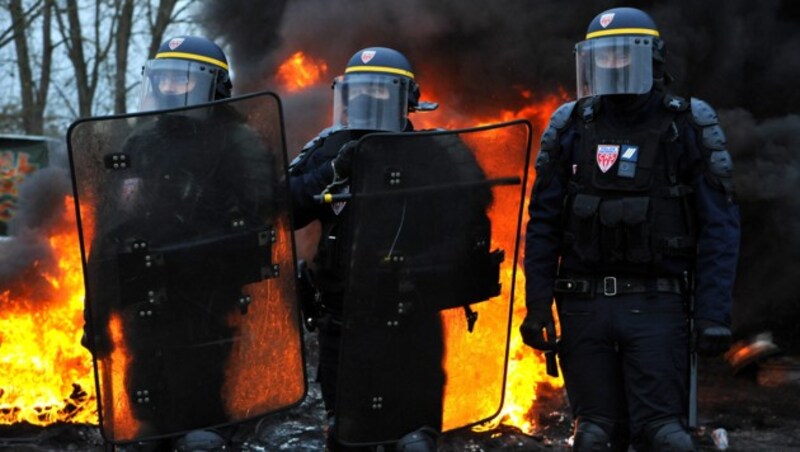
[56,0,119,117]
[8,0,54,134]
[145,0,184,58]
[113,0,193,114]
[0,0,44,50]
[113,0,134,114]
[3,0,198,131]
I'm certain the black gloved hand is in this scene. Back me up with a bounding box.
[331,140,358,179]
[520,305,557,351]
[696,319,732,356]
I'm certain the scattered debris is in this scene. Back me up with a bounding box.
[725,331,782,374]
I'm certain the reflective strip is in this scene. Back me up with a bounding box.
[155,51,229,70]
[345,65,415,79]
[586,28,660,39]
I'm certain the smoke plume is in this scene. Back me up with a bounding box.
[0,155,73,296]
[199,0,800,350]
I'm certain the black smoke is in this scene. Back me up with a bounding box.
[0,151,73,300]
[199,0,800,350]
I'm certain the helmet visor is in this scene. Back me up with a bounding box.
[332,73,409,132]
[575,36,653,99]
[139,59,217,112]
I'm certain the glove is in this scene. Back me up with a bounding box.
[696,319,732,356]
[331,141,358,179]
[519,304,557,351]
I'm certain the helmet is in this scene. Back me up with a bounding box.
[332,47,436,132]
[575,7,665,99]
[138,36,232,111]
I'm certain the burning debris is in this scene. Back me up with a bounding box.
[725,331,782,375]
[0,164,97,426]
[276,51,329,92]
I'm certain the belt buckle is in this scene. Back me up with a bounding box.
[603,276,617,296]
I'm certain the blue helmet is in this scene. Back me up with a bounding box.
[138,36,232,111]
[576,7,666,99]
[332,47,436,132]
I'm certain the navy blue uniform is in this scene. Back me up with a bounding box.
[523,91,740,447]
[289,128,365,418]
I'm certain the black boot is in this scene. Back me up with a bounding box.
[395,427,438,452]
[172,429,227,451]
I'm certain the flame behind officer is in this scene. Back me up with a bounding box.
[289,47,444,451]
[82,36,278,452]
[521,7,740,452]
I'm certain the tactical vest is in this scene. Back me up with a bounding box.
[563,95,696,272]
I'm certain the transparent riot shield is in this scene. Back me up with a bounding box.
[334,121,532,445]
[67,92,305,444]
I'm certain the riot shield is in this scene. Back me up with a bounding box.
[334,121,532,445]
[67,92,305,444]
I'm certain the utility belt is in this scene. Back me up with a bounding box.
[554,275,683,297]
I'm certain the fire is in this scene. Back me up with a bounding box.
[276,55,570,433]
[422,91,567,434]
[276,51,329,92]
[0,196,96,425]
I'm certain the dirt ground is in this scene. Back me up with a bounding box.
[2,336,799,451]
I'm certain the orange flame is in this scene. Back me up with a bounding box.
[276,51,329,92]
[415,90,567,434]
[0,196,97,425]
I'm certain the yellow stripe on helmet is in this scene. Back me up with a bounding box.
[586,27,660,40]
[155,51,229,71]
[345,65,415,79]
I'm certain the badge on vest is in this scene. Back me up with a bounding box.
[596,144,619,173]
[617,145,639,179]
[331,185,350,215]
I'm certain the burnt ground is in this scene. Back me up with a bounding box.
[2,334,799,451]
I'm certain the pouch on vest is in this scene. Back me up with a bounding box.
[599,198,624,263]
[566,193,601,262]
[622,197,651,263]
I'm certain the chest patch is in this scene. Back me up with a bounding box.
[596,144,620,173]
[617,145,639,178]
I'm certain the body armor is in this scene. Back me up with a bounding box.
[562,95,697,272]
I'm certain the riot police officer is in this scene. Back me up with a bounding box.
[83,36,274,451]
[289,47,446,451]
[520,8,740,452]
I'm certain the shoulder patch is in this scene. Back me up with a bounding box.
[690,98,719,127]
[663,94,689,112]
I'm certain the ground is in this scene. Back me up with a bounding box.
[2,334,799,451]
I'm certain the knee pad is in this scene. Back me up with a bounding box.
[647,421,696,452]
[395,426,438,452]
